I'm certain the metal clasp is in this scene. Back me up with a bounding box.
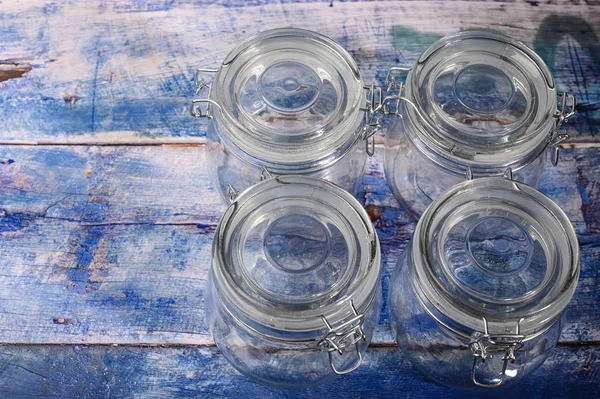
[317,301,366,375]
[360,65,436,156]
[226,183,239,203]
[359,67,411,156]
[225,168,271,203]
[190,68,221,118]
[386,67,411,92]
[360,85,384,156]
[554,92,577,128]
[259,167,272,181]
[550,92,576,166]
[469,317,524,388]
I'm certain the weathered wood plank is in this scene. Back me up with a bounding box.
[0,344,597,398]
[1,145,598,344]
[0,0,598,143]
[0,145,224,225]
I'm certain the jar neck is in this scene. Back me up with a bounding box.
[400,99,555,176]
[209,109,365,174]
[408,233,562,343]
[401,51,558,175]
[211,263,379,344]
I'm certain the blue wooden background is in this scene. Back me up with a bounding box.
[0,1,599,397]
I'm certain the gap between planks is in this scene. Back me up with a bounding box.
[0,341,598,348]
[0,138,599,147]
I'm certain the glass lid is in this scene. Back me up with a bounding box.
[405,31,558,168]
[413,177,579,338]
[211,28,365,168]
[212,176,380,335]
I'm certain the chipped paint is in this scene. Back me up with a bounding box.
[0,145,598,347]
[0,1,598,141]
[0,61,32,82]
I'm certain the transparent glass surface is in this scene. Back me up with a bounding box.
[384,31,560,218]
[207,176,381,389]
[204,28,367,202]
[207,281,382,389]
[388,177,579,390]
[384,109,547,218]
[389,245,563,390]
[207,118,367,203]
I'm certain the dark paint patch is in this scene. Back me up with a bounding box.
[66,226,106,294]
[0,62,32,82]
[577,102,600,113]
[576,158,600,235]
[389,25,443,53]
[53,317,73,325]
[0,212,33,233]
[534,15,600,73]
[196,223,215,234]
[165,229,191,271]
[365,204,383,221]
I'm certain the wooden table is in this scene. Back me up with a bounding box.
[0,1,599,397]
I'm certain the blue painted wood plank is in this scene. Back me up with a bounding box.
[0,0,598,142]
[0,145,223,225]
[0,145,598,345]
[0,344,597,398]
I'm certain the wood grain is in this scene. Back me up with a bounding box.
[0,0,599,394]
[1,145,598,345]
[0,344,597,398]
[0,0,598,143]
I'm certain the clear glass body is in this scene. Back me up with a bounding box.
[201,28,368,202]
[389,244,563,390]
[388,177,579,391]
[207,280,382,389]
[384,109,547,218]
[207,176,382,389]
[206,118,367,202]
[384,31,563,218]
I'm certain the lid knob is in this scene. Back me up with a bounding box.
[258,61,322,114]
[454,64,515,115]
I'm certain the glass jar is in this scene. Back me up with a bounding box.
[384,31,576,218]
[191,28,381,202]
[206,175,382,389]
[388,175,580,390]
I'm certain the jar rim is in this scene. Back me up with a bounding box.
[403,30,558,171]
[211,176,380,336]
[209,28,366,170]
[412,177,579,339]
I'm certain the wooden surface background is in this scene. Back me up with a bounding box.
[0,1,599,397]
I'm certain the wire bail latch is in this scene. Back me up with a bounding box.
[469,317,525,388]
[190,68,220,118]
[318,301,366,375]
[551,92,576,166]
[359,67,412,156]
